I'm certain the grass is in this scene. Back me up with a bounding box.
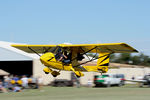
[0,85,150,100]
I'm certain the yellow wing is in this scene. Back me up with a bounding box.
[11,43,138,53]
[58,43,138,53]
[11,44,57,53]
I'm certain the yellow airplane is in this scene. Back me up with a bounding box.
[11,43,138,78]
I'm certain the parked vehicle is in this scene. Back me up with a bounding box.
[94,74,125,87]
[126,74,150,87]
[51,79,73,87]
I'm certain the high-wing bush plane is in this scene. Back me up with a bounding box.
[11,43,138,78]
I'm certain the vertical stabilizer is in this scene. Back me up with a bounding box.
[97,53,110,73]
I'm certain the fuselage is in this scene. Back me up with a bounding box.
[40,52,98,72]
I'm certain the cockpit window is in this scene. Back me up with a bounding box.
[49,46,62,54]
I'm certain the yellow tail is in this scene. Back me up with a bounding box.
[97,53,110,73]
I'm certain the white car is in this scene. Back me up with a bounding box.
[94,74,125,87]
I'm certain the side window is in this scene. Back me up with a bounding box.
[116,75,119,78]
[113,75,117,78]
[77,53,84,61]
[54,47,62,60]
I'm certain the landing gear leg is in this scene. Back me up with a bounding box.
[99,71,103,75]
[71,67,84,78]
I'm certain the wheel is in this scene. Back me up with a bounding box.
[139,83,144,87]
[118,82,123,87]
[95,84,98,87]
[45,72,49,74]
[106,82,111,87]
[51,71,60,77]
[52,75,57,77]
[95,84,100,87]
[76,75,80,78]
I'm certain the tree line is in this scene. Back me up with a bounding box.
[110,53,150,66]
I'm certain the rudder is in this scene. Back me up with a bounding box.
[97,53,110,73]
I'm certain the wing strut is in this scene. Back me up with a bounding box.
[71,46,98,62]
[28,47,41,57]
[80,47,90,61]
[43,47,52,53]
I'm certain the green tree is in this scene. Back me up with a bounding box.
[115,53,132,64]
[138,53,150,66]
[110,54,116,62]
[131,55,141,65]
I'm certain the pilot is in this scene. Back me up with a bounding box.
[58,51,71,64]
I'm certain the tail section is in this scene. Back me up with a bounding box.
[97,53,110,73]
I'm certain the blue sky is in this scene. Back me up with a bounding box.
[0,0,150,55]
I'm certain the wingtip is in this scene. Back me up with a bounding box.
[134,49,139,53]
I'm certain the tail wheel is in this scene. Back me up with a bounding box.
[101,67,108,73]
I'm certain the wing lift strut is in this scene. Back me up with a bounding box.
[27,46,54,57]
[28,47,41,57]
